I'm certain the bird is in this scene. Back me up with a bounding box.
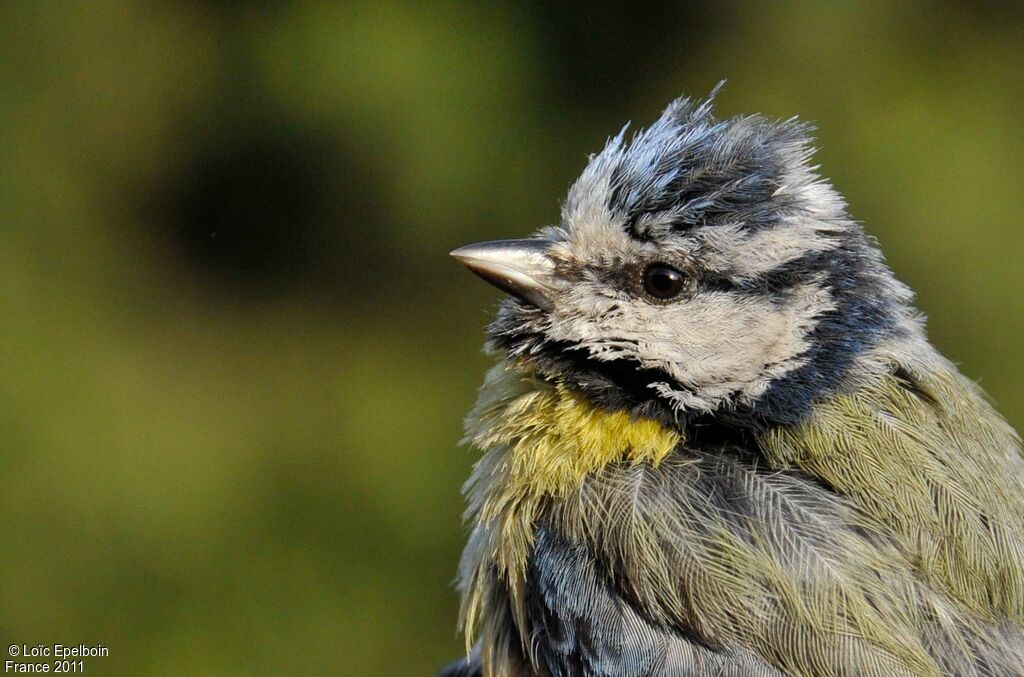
[439,89,1024,676]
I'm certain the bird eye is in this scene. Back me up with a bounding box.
[642,264,686,300]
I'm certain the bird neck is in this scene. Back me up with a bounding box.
[464,362,682,503]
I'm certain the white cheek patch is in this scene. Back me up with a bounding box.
[548,277,835,413]
[697,218,844,280]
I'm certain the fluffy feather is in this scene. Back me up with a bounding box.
[457,352,1024,676]
[444,91,1024,676]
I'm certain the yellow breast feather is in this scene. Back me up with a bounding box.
[458,361,681,669]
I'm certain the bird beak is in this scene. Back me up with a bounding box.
[450,239,557,311]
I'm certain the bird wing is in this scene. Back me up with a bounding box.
[533,446,1024,676]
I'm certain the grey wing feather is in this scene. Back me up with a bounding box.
[526,527,784,677]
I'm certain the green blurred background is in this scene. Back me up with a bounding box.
[1,2,1022,674]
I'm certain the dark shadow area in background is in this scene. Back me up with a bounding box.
[147,1,725,302]
[153,121,396,298]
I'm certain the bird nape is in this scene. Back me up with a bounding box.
[441,90,1024,677]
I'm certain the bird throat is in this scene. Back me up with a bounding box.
[465,361,682,502]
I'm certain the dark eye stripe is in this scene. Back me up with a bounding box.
[699,246,855,298]
[698,271,737,293]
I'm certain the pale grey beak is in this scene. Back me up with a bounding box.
[450,239,557,311]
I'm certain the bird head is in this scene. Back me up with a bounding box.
[453,92,913,430]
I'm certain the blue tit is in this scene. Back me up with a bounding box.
[439,90,1024,677]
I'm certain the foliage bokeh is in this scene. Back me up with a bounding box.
[1,2,1022,674]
